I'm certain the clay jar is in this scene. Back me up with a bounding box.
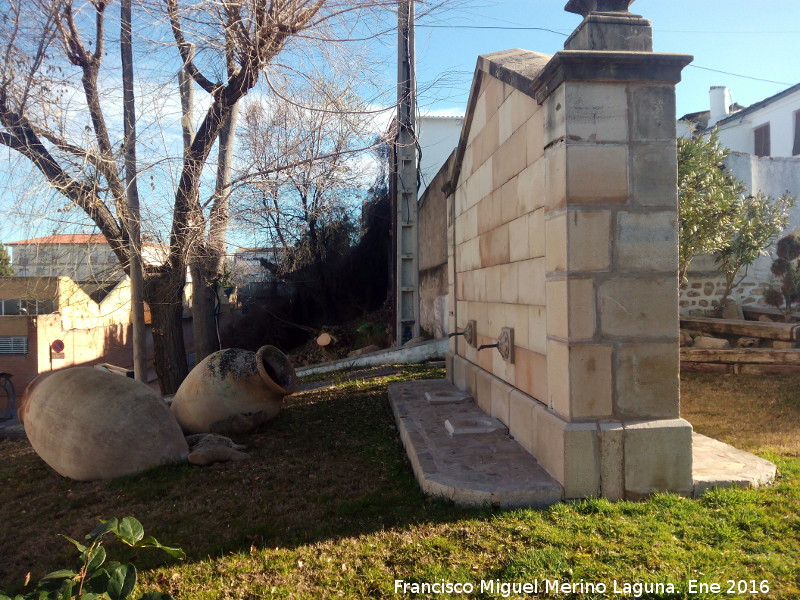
[20,367,189,480]
[171,345,297,435]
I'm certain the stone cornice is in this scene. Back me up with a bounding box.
[531,50,693,104]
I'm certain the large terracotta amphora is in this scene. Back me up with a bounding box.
[20,367,189,480]
[171,345,297,435]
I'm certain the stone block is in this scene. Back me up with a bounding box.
[484,266,501,303]
[506,304,529,352]
[493,126,529,188]
[472,158,494,207]
[478,111,500,168]
[545,142,567,210]
[616,211,678,272]
[445,352,455,381]
[546,278,596,341]
[518,258,546,306]
[545,212,567,273]
[568,343,613,419]
[599,422,625,501]
[518,159,546,215]
[473,268,487,303]
[629,84,676,142]
[474,366,494,414]
[498,94,514,146]
[598,277,678,339]
[543,84,566,147]
[490,376,513,425]
[452,353,468,391]
[615,343,680,419]
[565,82,628,143]
[479,224,510,268]
[529,209,546,258]
[486,302,507,336]
[693,336,730,349]
[568,210,611,271]
[499,262,519,304]
[567,145,628,204]
[484,75,505,122]
[514,347,548,403]
[547,339,613,420]
[631,142,677,207]
[455,185,467,218]
[546,339,570,416]
[528,305,547,355]
[623,419,693,498]
[525,107,545,164]
[477,190,502,234]
[508,216,530,262]
[535,411,600,499]
[462,142,475,178]
[469,90,487,143]
[501,176,521,224]
[508,389,536,454]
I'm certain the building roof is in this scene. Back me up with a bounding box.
[7,233,167,250]
[715,82,800,128]
[6,234,109,246]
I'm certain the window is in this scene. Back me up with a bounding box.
[0,336,28,354]
[0,299,20,315]
[793,111,800,156]
[754,123,771,157]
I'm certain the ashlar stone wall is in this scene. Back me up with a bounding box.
[443,10,694,499]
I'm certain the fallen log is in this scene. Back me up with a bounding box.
[680,348,800,364]
[679,316,800,341]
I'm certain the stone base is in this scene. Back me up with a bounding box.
[446,353,777,500]
[388,378,564,508]
[390,368,777,506]
[692,433,777,496]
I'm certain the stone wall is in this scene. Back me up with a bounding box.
[418,153,454,338]
[442,9,694,500]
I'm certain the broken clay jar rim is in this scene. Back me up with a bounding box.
[255,344,299,396]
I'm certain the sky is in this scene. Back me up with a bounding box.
[412,0,800,118]
[0,0,798,250]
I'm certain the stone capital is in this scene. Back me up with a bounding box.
[565,0,636,17]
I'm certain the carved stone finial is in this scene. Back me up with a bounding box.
[565,0,636,17]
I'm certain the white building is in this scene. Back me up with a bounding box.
[6,234,168,282]
[418,115,464,198]
[678,84,800,313]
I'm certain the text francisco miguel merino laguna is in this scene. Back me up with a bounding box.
[395,578,685,597]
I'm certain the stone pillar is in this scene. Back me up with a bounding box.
[531,0,694,498]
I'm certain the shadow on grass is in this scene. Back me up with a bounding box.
[0,366,490,589]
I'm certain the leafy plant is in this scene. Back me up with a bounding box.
[714,192,795,315]
[678,130,743,281]
[0,244,14,277]
[0,517,183,600]
[763,233,800,322]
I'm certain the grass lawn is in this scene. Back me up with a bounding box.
[0,366,798,599]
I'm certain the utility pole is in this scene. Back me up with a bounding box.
[395,0,420,345]
[121,0,147,383]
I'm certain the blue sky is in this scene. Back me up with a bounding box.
[1,0,798,249]
[413,0,799,118]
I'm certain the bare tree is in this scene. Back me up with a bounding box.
[0,0,400,392]
[237,78,377,290]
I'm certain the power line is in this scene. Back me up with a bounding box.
[417,24,568,36]
[417,23,795,87]
[687,65,793,86]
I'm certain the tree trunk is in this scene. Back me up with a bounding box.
[190,263,220,362]
[144,274,189,395]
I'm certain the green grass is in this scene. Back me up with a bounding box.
[1,368,799,599]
